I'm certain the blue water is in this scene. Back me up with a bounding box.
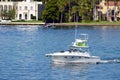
[0,25,120,80]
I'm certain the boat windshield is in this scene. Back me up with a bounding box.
[79,48,88,53]
[69,48,88,53]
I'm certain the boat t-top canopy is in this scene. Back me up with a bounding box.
[71,34,89,48]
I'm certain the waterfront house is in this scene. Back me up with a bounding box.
[0,0,43,20]
[94,0,120,22]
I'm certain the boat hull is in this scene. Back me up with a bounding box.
[50,56,101,64]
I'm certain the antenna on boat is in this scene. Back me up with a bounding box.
[75,23,77,41]
[74,10,78,41]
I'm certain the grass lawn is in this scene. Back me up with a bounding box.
[80,21,120,25]
[11,20,120,25]
[62,21,120,25]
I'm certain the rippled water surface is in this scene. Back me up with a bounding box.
[0,25,120,80]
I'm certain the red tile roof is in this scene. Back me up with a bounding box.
[105,1,120,6]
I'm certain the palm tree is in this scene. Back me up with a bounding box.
[71,6,79,22]
[92,0,96,21]
[113,0,117,21]
[98,0,102,21]
[57,0,67,23]
[68,0,71,22]
[1,10,8,19]
[116,0,120,20]
[78,0,93,22]
[41,0,50,4]
[78,0,87,22]
[106,0,110,21]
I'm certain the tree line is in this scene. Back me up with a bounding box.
[1,0,120,22]
[43,0,120,23]
[42,0,97,23]
[10,0,99,22]
[0,8,16,20]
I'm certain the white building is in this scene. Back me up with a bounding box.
[0,0,43,20]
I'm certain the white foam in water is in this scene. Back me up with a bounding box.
[99,59,120,64]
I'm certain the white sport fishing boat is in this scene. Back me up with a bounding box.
[46,34,101,64]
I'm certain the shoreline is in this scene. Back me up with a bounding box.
[50,23,120,26]
[0,22,120,26]
[0,22,45,25]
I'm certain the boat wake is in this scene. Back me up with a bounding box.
[99,59,120,64]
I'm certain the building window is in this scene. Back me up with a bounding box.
[84,57,89,59]
[16,6,18,10]
[25,14,27,19]
[64,56,67,58]
[31,6,33,10]
[4,5,7,10]
[19,6,21,10]
[0,5,3,11]
[112,10,115,15]
[19,14,22,19]
[104,3,106,6]
[24,6,27,10]
[71,56,74,58]
[79,57,81,58]
[9,5,12,10]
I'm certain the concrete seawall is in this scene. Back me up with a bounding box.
[0,22,120,26]
[0,22,45,25]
